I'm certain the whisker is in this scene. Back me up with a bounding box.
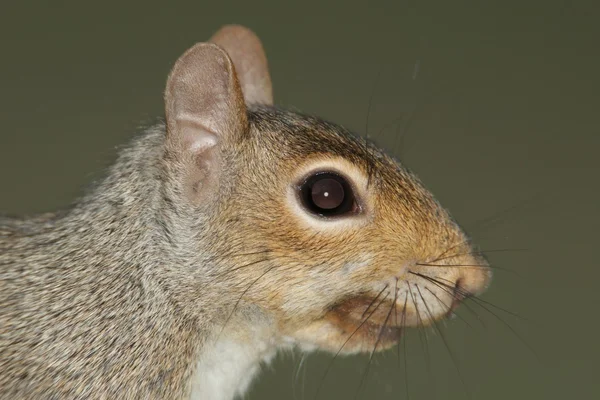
[410,272,486,328]
[401,294,410,400]
[361,284,389,318]
[354,288,396,399]
[416,262,520,276]
[432,248,529,263]
[394,92,434,160]
[467,192,542,234]
[465,299,539,360]
[215,263,278,343]
[419,262,498,268]
[464,300,539,360]
[425,286,473,328]
[364,63,383,188]
[429,274,528,321]
[293,353,308,400]
[393,279,400,344]
[413,272,538,359]
[378,115,405,138]
[408,284,435,398]
[415,284,472,400]
[214,254,274,279]
[393,281,410,400]
[430,239,471,263]
[313,294,389,399]
[204,248,274,263]
[415,290,432,369]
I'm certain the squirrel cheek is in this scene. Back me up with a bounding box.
[340,259,371,275]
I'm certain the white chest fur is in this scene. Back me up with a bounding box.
[189,337,275,400]
[189,310,279,400]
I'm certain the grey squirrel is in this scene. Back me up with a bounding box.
[0,25,491,399]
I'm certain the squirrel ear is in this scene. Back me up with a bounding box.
[165,42,247,151]
[164,42,247,203]
[210,25,273,106]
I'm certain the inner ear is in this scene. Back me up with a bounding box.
[164,42,248,204]
[210,25,273,106]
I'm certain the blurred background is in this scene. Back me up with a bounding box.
[1,0,598,399]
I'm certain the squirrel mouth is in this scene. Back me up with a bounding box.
[323,295,406,350]
[315,283,463,353]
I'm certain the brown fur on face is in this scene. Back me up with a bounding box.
[194,106,492,354]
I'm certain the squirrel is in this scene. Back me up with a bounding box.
[0,25,492,399]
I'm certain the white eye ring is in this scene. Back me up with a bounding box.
[287,157,371,231]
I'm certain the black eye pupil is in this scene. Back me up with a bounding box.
[311,178,344,210]
[299,172,356,217]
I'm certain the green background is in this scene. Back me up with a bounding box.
[1,1,598,399]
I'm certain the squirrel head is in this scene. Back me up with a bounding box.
[160,25,491,354]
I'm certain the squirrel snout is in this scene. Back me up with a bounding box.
[453,256,492,297]
[445,263,492,317]
[406,251,492,323]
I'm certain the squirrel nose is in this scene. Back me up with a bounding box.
[444,259,491,317]
[453,257,492,298]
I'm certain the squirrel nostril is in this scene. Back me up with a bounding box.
[448,278,472,315]
[454,278,464,296]
[453,278,473,300]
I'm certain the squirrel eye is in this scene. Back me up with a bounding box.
[299,172,357,217]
